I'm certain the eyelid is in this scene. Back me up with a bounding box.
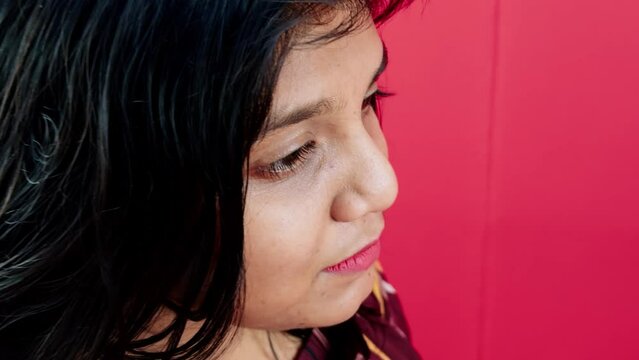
[252,140,317,180]
[366,85,379,97]
[363,86,394,112]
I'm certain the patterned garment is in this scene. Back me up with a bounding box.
[293,263,422,360]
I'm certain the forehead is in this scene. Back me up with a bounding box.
[270,18,383,117]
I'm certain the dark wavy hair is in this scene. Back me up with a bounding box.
[0,0,411,358]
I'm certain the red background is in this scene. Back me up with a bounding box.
[377,0,639,359]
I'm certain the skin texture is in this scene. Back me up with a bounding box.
[144,13,398,359]
[242,17,396,331]
[231,14,399,357]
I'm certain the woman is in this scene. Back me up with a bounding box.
[0,0,421,359]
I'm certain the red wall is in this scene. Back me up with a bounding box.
[378,1,639,359]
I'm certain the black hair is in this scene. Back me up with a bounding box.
[0,0,411,359]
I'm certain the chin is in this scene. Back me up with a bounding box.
[241,267,378,330]
[312,266,378,327]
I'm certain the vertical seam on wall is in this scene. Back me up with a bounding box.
[477,0,501,359]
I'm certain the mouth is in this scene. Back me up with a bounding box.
[323,239,381,274]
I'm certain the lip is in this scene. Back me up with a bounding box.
[323,239,381,274]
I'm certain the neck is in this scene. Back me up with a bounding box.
[218,327,302,360]
[133,307,303,359]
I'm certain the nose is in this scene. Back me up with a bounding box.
[330,117,399,223]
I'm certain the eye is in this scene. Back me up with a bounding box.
[253,141,317,180]
[362,88,394,115]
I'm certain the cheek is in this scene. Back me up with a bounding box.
[242,150,336,277]
[243,190,326,268]
[240,188,329,327]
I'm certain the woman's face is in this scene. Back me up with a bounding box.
[242,15,398,330]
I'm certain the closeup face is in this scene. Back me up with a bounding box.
[241,14,398,330]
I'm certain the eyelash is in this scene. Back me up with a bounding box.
[255,141,317,180]
[363,88,394,114]
[257,88,394,180]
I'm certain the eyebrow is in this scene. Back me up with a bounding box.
[264,42,389,133]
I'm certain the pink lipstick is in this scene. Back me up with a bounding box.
[324,240,381,274]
